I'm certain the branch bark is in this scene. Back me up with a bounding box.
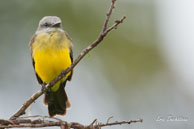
[0,117,143,128]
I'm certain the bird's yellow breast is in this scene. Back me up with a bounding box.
[31,31,72,91]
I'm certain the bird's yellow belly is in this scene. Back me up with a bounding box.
[34,48,71,91]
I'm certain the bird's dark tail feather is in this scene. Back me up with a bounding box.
[44,81,70,117]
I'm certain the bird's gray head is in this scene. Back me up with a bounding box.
[37,16,62,32]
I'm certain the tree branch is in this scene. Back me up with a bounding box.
[0,117,143,128]
[10,0,126,120]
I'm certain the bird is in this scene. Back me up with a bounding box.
[29,16,73,117]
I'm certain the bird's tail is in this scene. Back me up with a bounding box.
[44,81,71,117]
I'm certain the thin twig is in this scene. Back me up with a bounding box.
[102,0,116,32]
[10,0,126,120]
[90,119,97,126]
[98,119,143,128]
[106,116,113,124]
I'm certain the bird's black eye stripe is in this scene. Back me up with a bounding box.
[41,23,51,27]
[53,23,61,27]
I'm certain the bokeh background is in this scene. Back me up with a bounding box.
[0,0,193,129]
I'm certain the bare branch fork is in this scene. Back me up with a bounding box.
[0,0,142,128]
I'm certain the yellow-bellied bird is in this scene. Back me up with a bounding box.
[29,16,73,117]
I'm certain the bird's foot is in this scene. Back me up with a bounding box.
[41,83,47,93]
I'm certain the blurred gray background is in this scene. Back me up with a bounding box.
[0,0,193,129]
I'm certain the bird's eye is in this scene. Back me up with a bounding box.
[44,23,49,27]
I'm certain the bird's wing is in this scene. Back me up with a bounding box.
[29,34,44,85]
